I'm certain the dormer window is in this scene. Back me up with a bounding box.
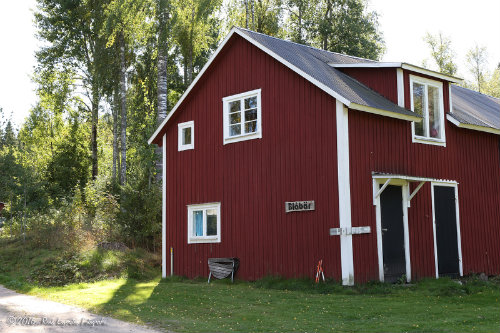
[410,75,445,146]
[223,89,262,144]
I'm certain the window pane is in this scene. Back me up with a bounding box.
[245,121,257,133]
[230,101,240,113]
[428,86,440,138]
[245,109,257,121]
[206,209,217,236]
[230,124,241,136]
[244,96,257,109]
[413,82,425,136]
[183,127,191,145]
[193,211,203,236]
[230,112,241,125]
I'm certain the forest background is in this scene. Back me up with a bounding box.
[0,0,499,252]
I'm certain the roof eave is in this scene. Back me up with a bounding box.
[329,62,463,84]
[350,103,421,122]
[446,114,500,135]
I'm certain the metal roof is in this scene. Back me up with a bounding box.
[450,85,500,130]
[236,28,418,119]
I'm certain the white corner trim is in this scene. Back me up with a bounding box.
[446,114,500,135]
[336,100,354,286]
[430,182,463,278]
[178,120,194,151]
[397,68,405,107]
[162,134,167,278]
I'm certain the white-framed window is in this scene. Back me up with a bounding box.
[222,89,262,144]
[187,203,221,244]
[178,121,194,151]
[410,75,446,146]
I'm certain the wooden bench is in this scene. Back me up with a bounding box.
[207,258,239,283]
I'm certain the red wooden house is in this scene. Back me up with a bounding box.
[149,28,500,285]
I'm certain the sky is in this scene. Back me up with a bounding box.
[1,0,499,127]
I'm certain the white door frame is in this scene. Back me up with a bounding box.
[430,182,463,277]
[373,178,411,283]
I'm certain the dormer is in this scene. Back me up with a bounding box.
[330,62,463,147]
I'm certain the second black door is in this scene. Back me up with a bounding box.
[380,185,406,282]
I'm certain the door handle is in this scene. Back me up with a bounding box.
[382,228,388,232]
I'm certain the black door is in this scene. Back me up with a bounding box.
[433,186,460,277]
[380,185,406,283]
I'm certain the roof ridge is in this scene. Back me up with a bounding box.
[235,27,377,63]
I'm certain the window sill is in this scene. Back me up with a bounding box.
[412,136,446,147]
[178,144,194,151]
[223,131,262,145]
[188,237,221,244]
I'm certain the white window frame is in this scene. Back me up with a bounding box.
[410,75,446,147]
[222,89,262,145]
[187,202,221,244]
[178,121,194,151]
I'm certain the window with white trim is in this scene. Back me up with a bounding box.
[410,75,445,145]
[187,203,221,244]
[178,121,194,151]
[223,89,262,144]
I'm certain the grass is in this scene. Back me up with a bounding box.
[0,238,498,332]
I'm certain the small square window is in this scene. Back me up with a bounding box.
[187,203,221,244]
[223,89,262,144]
[178,121,194,151]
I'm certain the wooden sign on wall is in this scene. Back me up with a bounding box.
[285,201,315,213]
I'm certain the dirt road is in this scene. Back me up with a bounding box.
[0,285,167,333]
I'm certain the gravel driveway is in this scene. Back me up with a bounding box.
[0,285,166,333]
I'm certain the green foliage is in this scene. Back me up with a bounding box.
[314,0,385,60]
[424,32,457,76]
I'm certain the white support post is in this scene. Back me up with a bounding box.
[336,100,354,286]
[162,134,167,278]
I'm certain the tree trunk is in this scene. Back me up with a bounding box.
[112,86,120,182]
[119,31,127,186]
[91,81,99,180]
[187,7,195,84]
[244,0,249,28]
[157,0,169,180]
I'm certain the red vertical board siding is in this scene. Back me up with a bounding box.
[349,110,500,282]
[164,36,342,280]
[341,68,398,104]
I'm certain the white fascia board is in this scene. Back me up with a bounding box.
[149,27,355,145]
[329,62,463,84]
[148,27,241,145]
[349,103,422,122]
[235,31,351,106]
[401,63,463,83]
[446,114,500,135]
[329,62,402,68]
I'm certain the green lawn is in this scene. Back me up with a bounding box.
[0,276,496,332]
[0,239,498,332]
